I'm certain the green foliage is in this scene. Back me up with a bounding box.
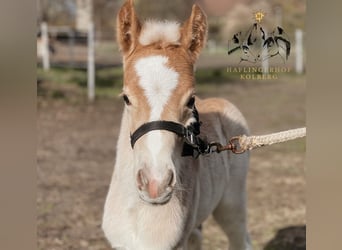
[51,89,66,99]
[37,66,124,98]
[37,66,244,99]
[37,67,86,85]
[37,67,123,88]
[195,68,240,84]
[135,0,195,22]
[38,66,240,86]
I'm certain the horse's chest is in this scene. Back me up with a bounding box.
[104,195,184,250]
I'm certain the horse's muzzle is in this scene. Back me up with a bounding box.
[136,168,175,205]
[138,190,173,205]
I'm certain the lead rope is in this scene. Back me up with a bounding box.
[211,127,306,154]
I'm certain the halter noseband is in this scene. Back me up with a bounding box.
[130,106,210,158]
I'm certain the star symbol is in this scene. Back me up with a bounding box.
[254,10,266,23]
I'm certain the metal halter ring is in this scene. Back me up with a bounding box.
[208,137,246,154]
[184,130,198,148]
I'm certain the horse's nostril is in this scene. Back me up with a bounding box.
[167,170,174,187]
[137,169,148,190]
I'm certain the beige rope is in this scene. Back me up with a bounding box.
[237,127,306,152]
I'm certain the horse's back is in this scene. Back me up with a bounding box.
[196,97,249,139]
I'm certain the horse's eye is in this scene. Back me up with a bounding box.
[123,94,131,105]
[186,96,195,108]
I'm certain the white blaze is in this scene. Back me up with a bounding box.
[135,55,179,120]
[134,56,179,174]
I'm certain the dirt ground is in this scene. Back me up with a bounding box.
[37,76,305,250]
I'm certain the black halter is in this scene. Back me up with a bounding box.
[130,106,210,158]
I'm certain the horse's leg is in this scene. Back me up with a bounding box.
[187,227,202,250]
[213,154,253,250]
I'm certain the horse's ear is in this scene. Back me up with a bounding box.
[116,0,141,55]
[181,4,208,62]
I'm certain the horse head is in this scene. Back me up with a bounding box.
[116,0,207,204]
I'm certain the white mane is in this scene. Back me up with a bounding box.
[139,20,181,46]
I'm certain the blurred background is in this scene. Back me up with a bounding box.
[37,0,306,249]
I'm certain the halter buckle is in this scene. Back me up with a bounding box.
[184,130,198,148]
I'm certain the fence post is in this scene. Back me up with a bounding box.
[87,22,95,102]
[295,29,304,74]
[41,22,50,71]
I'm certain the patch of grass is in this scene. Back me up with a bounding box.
[37,66,124,98]
[51,90,66,99]
[37,67,124,88]
[37,66,304,101]
[195,68,241,84]
[95,67,123,88]
[94,87,122,98]
[72,68,124,89]
[37,67,87,86]
[38,66,244,99]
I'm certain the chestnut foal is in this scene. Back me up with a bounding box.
[102,1,252,249]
